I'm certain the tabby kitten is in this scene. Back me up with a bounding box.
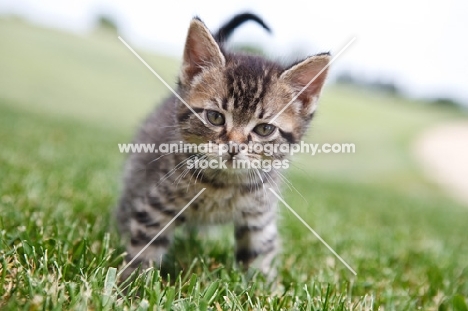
[116,13,330,279]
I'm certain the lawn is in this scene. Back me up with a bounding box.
[0,18,467,310]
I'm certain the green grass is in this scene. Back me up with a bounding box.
[1,18,468,310]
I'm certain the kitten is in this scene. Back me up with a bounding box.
[116,13,330,280]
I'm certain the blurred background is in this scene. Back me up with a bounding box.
[1,0,468,307]
[2,0,468,103]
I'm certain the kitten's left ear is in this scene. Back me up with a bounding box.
[280,53,331,116]
[180,18,226,85]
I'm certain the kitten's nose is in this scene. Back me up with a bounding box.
[227,130,245,144]
[226,130,246,157]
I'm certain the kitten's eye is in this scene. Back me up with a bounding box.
[253,123,276,137]
[206,110,225,126]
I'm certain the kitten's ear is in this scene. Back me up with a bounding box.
[180,18,226,85]
[280,53,331,115]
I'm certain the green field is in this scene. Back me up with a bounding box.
[1,18,467,310]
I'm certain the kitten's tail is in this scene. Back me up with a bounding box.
[214,12,271,43]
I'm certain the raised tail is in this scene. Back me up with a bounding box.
[214,12,271,43]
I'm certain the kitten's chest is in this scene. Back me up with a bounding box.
[184,187,253,224]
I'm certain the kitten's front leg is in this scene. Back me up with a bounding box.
[120,206,177,280]
[234,206,279,279]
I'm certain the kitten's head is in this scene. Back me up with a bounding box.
[176,18,330,172]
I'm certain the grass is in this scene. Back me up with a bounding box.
[1,17,468,310]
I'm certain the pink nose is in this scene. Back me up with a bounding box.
[227,130,246,145]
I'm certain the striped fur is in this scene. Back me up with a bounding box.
[116,13,330,280]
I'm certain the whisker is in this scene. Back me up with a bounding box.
[146,151,177,166]
[247,168,255,193]
[274,169,293,192]
[193,155,208,185]
[253,168,268,200]
[155,155,195,187]
[275,169,309,206]
[263,169,281,194]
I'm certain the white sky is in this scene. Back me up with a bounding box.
[1,0,467,105]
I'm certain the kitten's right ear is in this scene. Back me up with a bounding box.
[180,18,225,85]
